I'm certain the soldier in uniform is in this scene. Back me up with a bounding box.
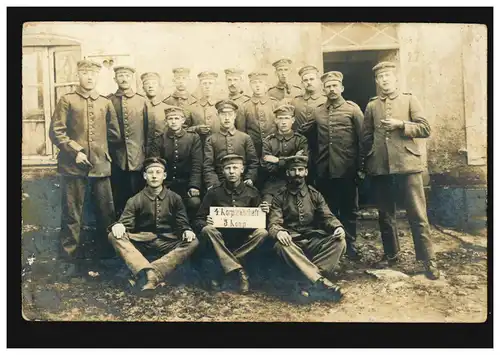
[140,72,173,156]
[267,58,303,102]
[300,71,364,260]
[237,72,279,163]
[194,154,270,294]
[291,65,327,130]
[152,106,202,221]
[163,67,198,108]
[204,100,259,190]
[186,71,220,144]
[224,68,251,107]
[261,104,309,204]
[49,59,121,265]
[268,155,346,301]
[108,157,198,296]
[361,61,440,280]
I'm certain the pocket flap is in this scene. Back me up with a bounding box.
[105,151,113,162]
[405,145,421,156]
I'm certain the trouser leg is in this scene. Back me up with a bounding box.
[233,228,269,259]
[149,236,200,278]
[199,225,243,274]
[273,237,331,283]
[110,165,127,219]
[59,176,86,258]
[338,177,358,243]
[303,232,347,274]
[184,196,201,222]
[90,177,116,257]
[400,173,435,261]
[372,175,400,258]
[107,232,152,276]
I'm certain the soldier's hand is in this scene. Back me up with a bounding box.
[381,118,404,131]
[333,227,346,239]
[188,188,200,197]
[259,201,270,213]
[355,170,366,185]
[182,230,196,243]
[75,152,93,168]
[276,230,292,246]
[244,179,253,186]
[296,149,305,156]
[263,155,279,164]
[111,223,126,239]
[206,216,214,225]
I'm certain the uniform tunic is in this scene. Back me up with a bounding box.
[268,83,303,101]
[291,91,327,130]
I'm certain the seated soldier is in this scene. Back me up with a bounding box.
[261,103,309,204]
[268,155,346,302]
[203,99,259,190]
[108,157,199,296]
[194,154,270,294]
[152,106,202,221]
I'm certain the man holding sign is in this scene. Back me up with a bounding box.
[194,154,269,294]
[268,155,346,302]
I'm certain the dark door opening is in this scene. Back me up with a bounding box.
[323,49,399,207]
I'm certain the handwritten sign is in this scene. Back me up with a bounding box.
[209,207,266,229]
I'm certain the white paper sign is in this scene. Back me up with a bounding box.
[209,207,266,229]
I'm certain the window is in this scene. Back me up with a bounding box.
[22,35,81,165]
[322,23,399,52]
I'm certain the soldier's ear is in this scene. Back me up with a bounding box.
[340,85,345,94]
[143,172,147,181]
[163,172,167,180]
[285,170,291,177]
[304,168,309,177]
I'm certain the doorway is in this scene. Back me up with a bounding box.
[323,49,399,206]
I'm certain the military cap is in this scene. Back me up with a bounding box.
[224,68,244,76]
[140,72,161,82]
[220,154,245,167]
[143,157,167,171]
[273,104,295,117]
[372,61,397,75]
[197,71,218,80]
[113,65,136,74]
[172,67,190,77]
[285,154,309,169]
[164,106,185,118]
[321,71,343,84]
[298,65,319,78]
[248,72,268,81]
[215,99,238,112]
[272,58,293,68]
[77,60,102,72]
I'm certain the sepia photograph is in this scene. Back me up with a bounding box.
[18,19,489,326]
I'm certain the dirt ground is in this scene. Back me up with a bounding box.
[21,220,488,322]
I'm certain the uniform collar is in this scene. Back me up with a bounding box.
[380,90,400,101]
[173,90,189,100]
[251,95,269,104]
[199,97,216,106]
[220,127,236,136]
[288,182,307,197]
[149,96,164,106]
[229,91,244,100]
[115,88,136,98]
[327,96,346,109]
[223,180,245,195]
[143,186,167,201]
[75,86,99,100]
[276,130,294,141]
[303,91,323,101]
[275,82,288,90]
[166,128,186,138]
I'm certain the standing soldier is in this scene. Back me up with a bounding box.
[291,65,327,130]
[186,71,220,144]
[153,106,202,222]
[49,59,121,267]
[204,100,259,190]
[194,154,270,294]
[163,67,198,108]
[268,155,346,301]
[140,71,172,156]
[237,72,279,161]
[300,71,364,260]
[224,68,251,107]
[361,61,439,280]
[261,104,309,204]
[268,58,303,102]
[108,65,150,218]
[108,157,199,296]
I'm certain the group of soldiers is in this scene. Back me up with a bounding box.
[48,56,440,301]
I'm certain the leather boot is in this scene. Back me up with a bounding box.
[424,260,440,280]
[237,268,250,294]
